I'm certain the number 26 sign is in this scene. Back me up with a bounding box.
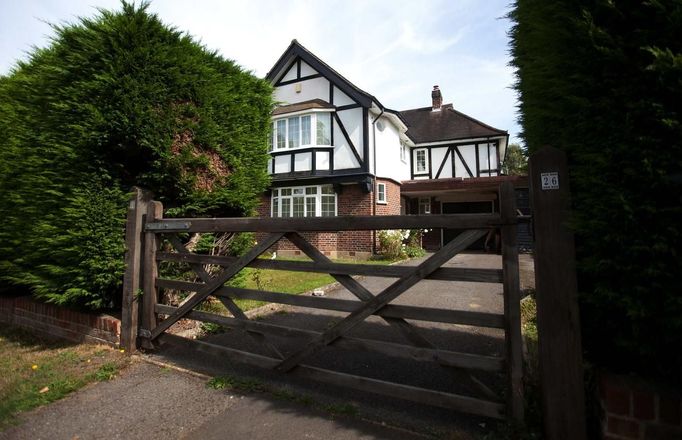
[541,172,559,190]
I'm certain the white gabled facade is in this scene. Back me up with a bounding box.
[261,40,522,254]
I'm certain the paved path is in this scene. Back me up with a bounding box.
[1,361,427,440]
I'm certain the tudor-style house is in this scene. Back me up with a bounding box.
[257,40,528,258]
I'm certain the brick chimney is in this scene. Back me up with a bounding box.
[431,85,442,111]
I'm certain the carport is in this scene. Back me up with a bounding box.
[401,175,529,251]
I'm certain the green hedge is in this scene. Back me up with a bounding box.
[0,2,273,309]
[509,1,682,382]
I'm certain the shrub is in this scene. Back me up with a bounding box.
[0,2,273,309]
[377,230,407,260]
[509,0,682,382]
[377,230,426,260]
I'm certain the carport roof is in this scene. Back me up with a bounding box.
[401,175,528,195]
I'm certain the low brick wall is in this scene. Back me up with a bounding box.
[0,296,120,347]
[600,372,682,439]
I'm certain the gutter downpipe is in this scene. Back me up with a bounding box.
[370,106,385,255]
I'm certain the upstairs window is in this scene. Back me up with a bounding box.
[376,182,386,204]
[272,112,331,150]
[400,143,408,163]
[415,148,428,173]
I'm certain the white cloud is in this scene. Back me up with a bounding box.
[0,0,520,142]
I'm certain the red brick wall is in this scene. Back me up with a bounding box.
[600,372,682,439]
[0,296,121,347]
[256,183,376,257]
[375,179,401,216]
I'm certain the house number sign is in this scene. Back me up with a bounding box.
[541,172,559,190]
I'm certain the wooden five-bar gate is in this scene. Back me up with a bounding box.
[121,182,524,423]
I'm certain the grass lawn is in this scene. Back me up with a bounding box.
[0,325,131,430]
[201,256,398,314]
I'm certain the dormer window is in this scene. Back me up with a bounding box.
[271,112,332,150]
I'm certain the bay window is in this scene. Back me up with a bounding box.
[272,112,332,150]
[272,185,337,217]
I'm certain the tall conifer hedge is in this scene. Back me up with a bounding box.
[509,1,682,381]
[0,2,273,309]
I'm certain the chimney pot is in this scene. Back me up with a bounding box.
[431,85,442,111]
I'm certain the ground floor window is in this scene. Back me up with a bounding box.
[376,182,386,204]
[272,185,337,217]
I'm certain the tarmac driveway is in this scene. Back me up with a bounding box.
[148,252,534,436]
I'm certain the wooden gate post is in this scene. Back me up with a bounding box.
[121,187,152,352]
[500,181,524,424]
[530,146,586,440]
[140,200,163,348]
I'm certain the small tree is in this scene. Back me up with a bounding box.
[502,143,528,175]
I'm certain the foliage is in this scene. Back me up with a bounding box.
[509,0,682,381]
[377,230,408,260]
[502,143,528,176]
[0,2,273,309]
[377,229,426,260]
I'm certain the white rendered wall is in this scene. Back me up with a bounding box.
[333,87,355,106]
[299,61,317,77]
[274,76,330,105]
[333,107,362,169]
[294,152,312,172]
[373,115,410,181]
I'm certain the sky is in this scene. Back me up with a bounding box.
[0,0,521,143]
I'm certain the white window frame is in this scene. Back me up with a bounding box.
[271,185,337,218]
[400,143,407,163]
[376,182,387,204]
[271,111,332,151]
[419,197,431,214]
[415,148,428,173]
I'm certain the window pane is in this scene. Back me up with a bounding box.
[276,120,286,149]
[377,183,386,202]
[305,186,317,195]
[268,124,274,152]
[316,113,331,145]
[281,188,292,196]
[306,197,316,217]
[293,188,304,195]
[272,197,279,217]
[281,198,291,217]
[293,196,304,217]
[288,117,300,148]
[301,115,311,145]
[282,199,291,217]
[416,149,427,172]
[321,195,336,217]
[321,185,334,195]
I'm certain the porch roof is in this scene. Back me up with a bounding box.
[400,175,528,196]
